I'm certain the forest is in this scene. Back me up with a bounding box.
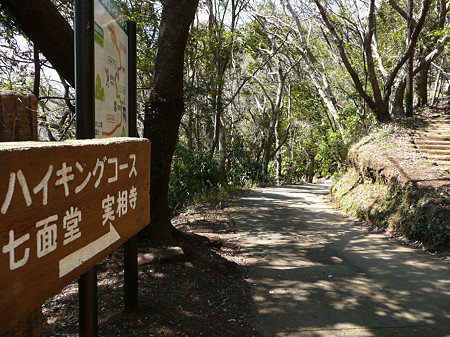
[1,0,449,214]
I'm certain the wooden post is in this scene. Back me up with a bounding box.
[0,90,42,336]
[0,91,38,142]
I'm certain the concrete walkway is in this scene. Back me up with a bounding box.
[229,184,450,337]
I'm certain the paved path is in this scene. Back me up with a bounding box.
[229,184,450,337]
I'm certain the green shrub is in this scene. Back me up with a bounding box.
[169,144,220,210]
[227,159,263,187]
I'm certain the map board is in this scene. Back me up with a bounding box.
[0,138,150,331]
[94,0,128,138]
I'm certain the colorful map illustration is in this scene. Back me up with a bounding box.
[94,0,128,138]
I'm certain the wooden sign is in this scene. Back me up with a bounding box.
[0,138,150,331]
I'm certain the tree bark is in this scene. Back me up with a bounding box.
[383,0,431,111]
[2,0,199,245]
[206,0,245,186]
[416,64,429,107]
[391,76,407,117]
[365,0,390,122]
[0,0,74,86]
[275,119,282,186]
[33,45,41,98]
[284,0,347,136]
[143,0,199,245]
[313,0,382,120]
[218,115,227,185]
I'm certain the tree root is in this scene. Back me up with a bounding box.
[171,225,223,248]
[138,246,186,265]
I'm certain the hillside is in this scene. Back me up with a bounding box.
[332,98,450,253]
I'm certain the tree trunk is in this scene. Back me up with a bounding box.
[416,64,429,107]
[143,0,199,245]
[383,0,432,116]
[313,0,380,119]
[261,140,270,180]
[33,45,41,98]
[284,0,347,136]
[1,0,200,244]
[365,0,390,122]
[218,115,227,185]
[306,153,315,183]
[261,117,276,181]
[210,90,228,185]
[275,119,282,186]
[430,69,442,106]
[391,77,407,118]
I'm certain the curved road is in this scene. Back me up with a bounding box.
[229,184,450,337]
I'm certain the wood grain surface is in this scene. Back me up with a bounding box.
[0,138,150,332]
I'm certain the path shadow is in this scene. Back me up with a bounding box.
[231,184,450,337]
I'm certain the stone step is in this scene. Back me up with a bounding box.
[418,147,450,155]
[417,130,450,135]
[414,115,450,170]
[422,153,450,161]
[427,117,450,120]
[416,134,450,141]
[422,155,450,163]
[425,123,450,126]
[425,120,450,124]
[424,129,450,134]
[425,122,450,126]
[415,139,450,145]
[417,144,450,150]
[424,160,450,169]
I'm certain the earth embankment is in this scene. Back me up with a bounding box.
[332,118,450,252]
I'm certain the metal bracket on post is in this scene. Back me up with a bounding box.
[75,0,97,335]
[124,20,138,313]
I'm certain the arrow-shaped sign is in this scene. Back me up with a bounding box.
[59,223,120,278]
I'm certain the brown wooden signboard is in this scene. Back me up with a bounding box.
[0,138,150,332]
